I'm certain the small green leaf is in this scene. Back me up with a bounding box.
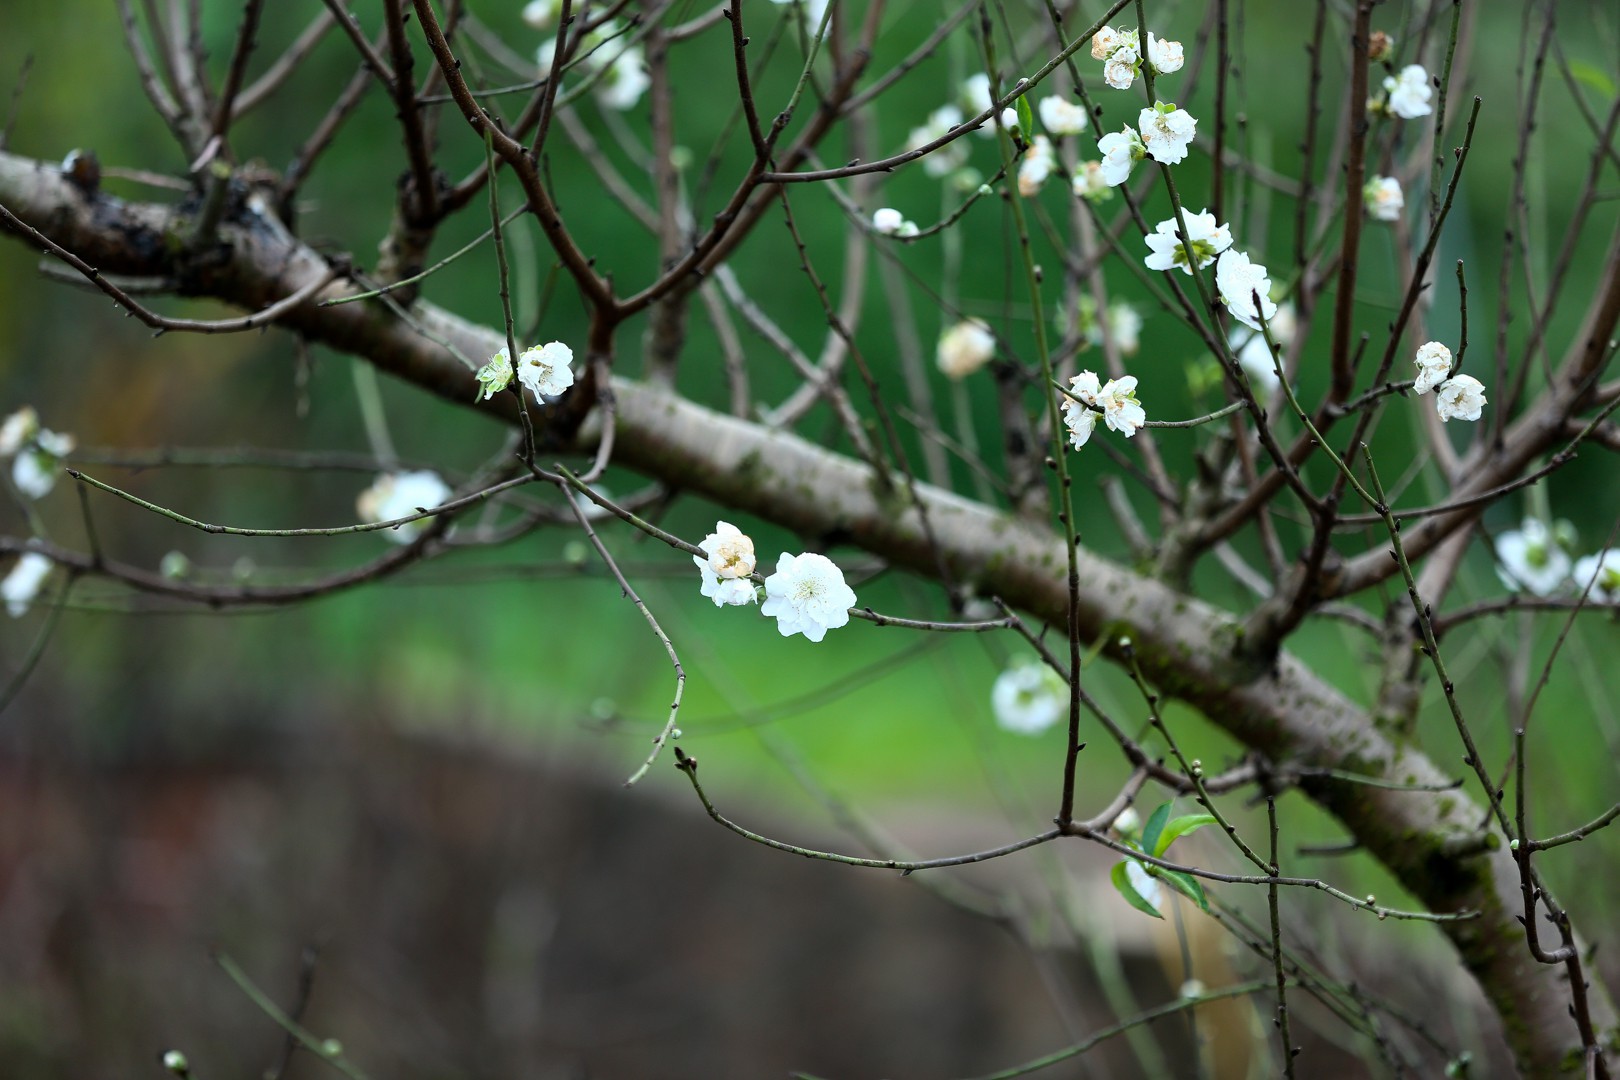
[1112,860,1164,919]
[1568,60,1616,98]
[1153,813,1218,858]
[1161,869,1210,913]
[1140,802,1172,858]
[1015,94,1033,137]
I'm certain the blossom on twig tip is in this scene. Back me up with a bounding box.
[761,552,856,642]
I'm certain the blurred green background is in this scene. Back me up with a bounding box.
[0,1,1617,1075]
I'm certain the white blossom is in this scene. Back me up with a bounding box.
[990,663,1067,734]
[1072,160,1111,200]
[907,105,969,177]
[961,74,1000,138]
[694,520,758,607]
[937,319,996,379]
[1104,29,1141,59]
[537,21,647,110]
[1062,401,1098,450]
[1146,33,1184,74]
[1413,341,1454,394]
[1017,135,1056,196]
[1069,370,1102,407]
[1060,371,1102,450]
[0,406,38,457]
[11,428,73,500]
[1364,176,1404,222]
[1573,550,1620,602]
[1090,26,1121,60]
[597,46,650,110]
[1143,210,1232,274]
[1232,327,1279,395]
[1496,519,1571,596]
[1125,859,1163,910]
[1231,302,1293,395]
[1073,297,1142,356]
[1110,305,1145,356]
[357,470,452,544]
[1095,27,1142,90]
[568,483,614,522]
[1039,96,1089,136]
[1104,54,1138,91]
[1435,374,1486,423]
[761,551,856,642]
[475,347,515,400]
[962,73,993,115]
[1215,249,1278,332]
[1113,807,1141,836]
[1097,375,1146,437]
[1138,102,1196,164]
[523,0,562,29]
[1097,127,1144,186]
[517,341,575,400]
[1384,64,1433,119]
[872,207,905,234]
[3,552,53,617]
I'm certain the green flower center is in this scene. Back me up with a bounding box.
[1176,239,1217,268]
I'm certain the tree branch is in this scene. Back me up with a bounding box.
[0,147,1611,1075]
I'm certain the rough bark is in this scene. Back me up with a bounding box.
[1,150,1613,1075]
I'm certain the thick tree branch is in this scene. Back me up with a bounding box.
[0,148,1612,1076]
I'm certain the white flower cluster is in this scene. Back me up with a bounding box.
[476,341,576,403]
[1492,518,1620,602]
[1090,26,1182,92]
[1084,31,1193,190]
[693,522,857,642]
[879,89,1080,201]
[1411,341,1486,423]
[1059,370,1146,450]
[1065,36,1187,197]
[356,470,453,544]
[1,406,74,500]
